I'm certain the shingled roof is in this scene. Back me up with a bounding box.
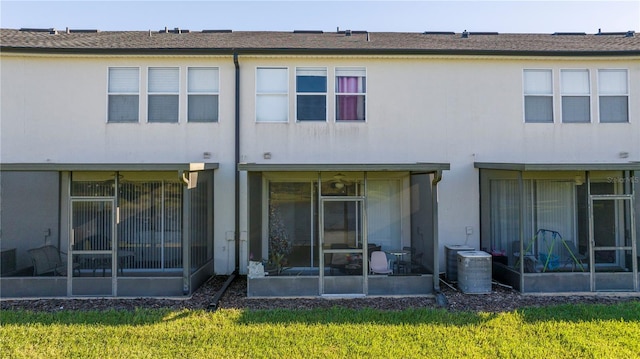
[1,28,639,56]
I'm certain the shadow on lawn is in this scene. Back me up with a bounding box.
[0,308,191,326]
[235,301,640,326]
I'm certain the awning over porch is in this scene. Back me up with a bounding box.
[474,162,640,171]
[1,162,219,171]
[238,162,450,172]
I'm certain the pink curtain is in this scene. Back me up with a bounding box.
[337,77,359,121]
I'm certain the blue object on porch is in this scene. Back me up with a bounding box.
[538,253,560,271]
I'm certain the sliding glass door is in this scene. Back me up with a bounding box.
[320,198,366,295]
[70,199,115,296]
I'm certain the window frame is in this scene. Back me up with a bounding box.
[335,67,367,122]
[597,69,629,124]
[187,66,220,123]
[523,69,554,124]
[107,67,140,123]
[560,68,591,124]
[256,67,289,123]
[295,67,328,122]
[147,66,180,123]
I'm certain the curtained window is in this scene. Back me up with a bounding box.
[336,68,366,121]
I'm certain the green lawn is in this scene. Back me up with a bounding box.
[2,302,639,359]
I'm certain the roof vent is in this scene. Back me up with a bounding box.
[345,29,352,36]
[293,30,323,34]
[19,28,58,34]
[202,29,233,33]
[423,31,455,35]
[159,27,189,34]
[461,30,469,38]
[596,29,635,37]
[470,32,499,35]
[552,32,586,36]
[66,28,99,33]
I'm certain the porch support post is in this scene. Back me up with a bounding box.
[432,170,442,292]
[182,175,192,295]
[518,171,525,292]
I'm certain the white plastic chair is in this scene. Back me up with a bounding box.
[369,251,393,274]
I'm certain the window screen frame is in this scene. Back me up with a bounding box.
[256,67,289,123]
[107,67,140,123]
[296,67,328,122]
[597,69,629,124]
[560,68,591,124]
[523,69,554,124]
[335,67,367,122]
[187,67,220,123]
[148,67,180,123]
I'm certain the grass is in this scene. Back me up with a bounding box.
[1,302,639,359]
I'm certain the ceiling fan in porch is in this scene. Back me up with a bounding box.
[330,173,349,189]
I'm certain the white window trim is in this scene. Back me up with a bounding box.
[255,66,289,123]
[335,66,367,123]
[106,66,141,123]
[295,66,328,122]
[187,66,220,123]
[147,67,180,123]
[560,68,592,124]
[597,68,630,124]
[522,68,554,124]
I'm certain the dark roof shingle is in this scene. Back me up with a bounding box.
[1,29,638,56]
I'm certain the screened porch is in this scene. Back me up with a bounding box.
[0,164,216,298]
[240,163,448,297]
[478,163,639,293]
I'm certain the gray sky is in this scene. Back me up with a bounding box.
[1,1,639,34]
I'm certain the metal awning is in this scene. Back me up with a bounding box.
[237,162,450,172]
[0,163,219,171]
[474,162,640,171]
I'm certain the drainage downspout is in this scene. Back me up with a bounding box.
[233,50,241,276]
[209,50,241,311]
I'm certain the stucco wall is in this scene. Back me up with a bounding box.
[2,53,638,273]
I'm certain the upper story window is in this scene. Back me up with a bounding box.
[523,69,553,123]
[561,69,590,123]
[598,69,629,123]
[336,67,366,121]
[148,67,179,123]
[296,67,327,121]
[256,67,288,123]
[187,67,219,122]
[108,67,139,123]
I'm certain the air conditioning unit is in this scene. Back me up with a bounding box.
[457,251,492,294]
[445,244,474,281]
